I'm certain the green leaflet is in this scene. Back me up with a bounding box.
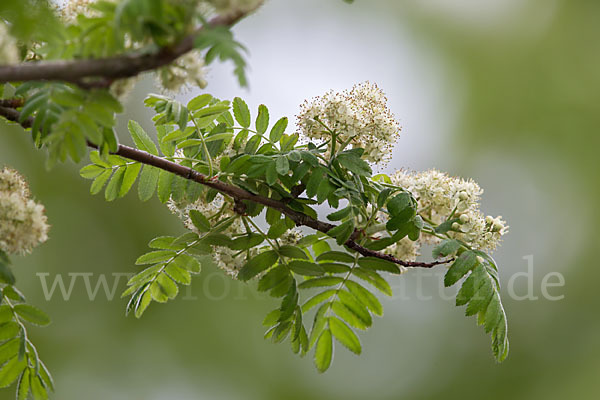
[238,251,278,281]
[128,120,158,155]
[326,206,352,221]
[444,251,479,287]
[357,257,400,274]
[278,245,309,260]
[352,268,393,297]
[335,150,372,176]
[232,97,251,128]
[316,251,355,264]
[301,290,337,313]
[298,277,344,289]
[135,250,175,265]
[433,239,463,258]
[269,117,288,143]
[329,316,361,355]
[188,94,213,112]
[0,251,15,285]
[138,165,160,201]
[119,163,142,197]
[325,220,355,245]
[229,233,264,250]
[288,260,325,276]
[255,104,269,135]
[105,166,125,201]
[344,280,383,316]
[314,329,333,373]
[337,290,372,328]
[189,210,211,233]
[12,305,51,327]
[0,356,27,388]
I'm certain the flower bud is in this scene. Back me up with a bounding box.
[492,222,504,232]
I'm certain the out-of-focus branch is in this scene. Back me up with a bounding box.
[0,5,262,87]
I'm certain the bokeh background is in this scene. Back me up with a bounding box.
[1,0,599,398]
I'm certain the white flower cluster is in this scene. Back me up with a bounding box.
[296,82,401,164]
[391,169,483,225]
[0,168,50,255]
[389,169,508,253]
[0,22,20,65]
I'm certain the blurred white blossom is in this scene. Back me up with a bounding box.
[157,50,208,94]
[0,23,20,65]
[0,168,49,255]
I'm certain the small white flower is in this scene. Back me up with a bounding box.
[277,228,304,247]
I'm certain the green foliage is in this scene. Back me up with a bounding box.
[0,1,62,43]
[0,252,53,399]
[14,82,121,166]
[444,251,509,361]
[195,25,248,87]
[123,233,202,318]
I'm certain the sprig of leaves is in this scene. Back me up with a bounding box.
[0,251,53,400]
[442,247,509,361]
[123,232,203,318]
[14,82,121,166]
[195,25,248,87]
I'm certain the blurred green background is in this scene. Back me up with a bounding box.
[1,0,599,398]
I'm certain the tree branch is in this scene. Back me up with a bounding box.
[0,104,452,269]
[0,6,262,87]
